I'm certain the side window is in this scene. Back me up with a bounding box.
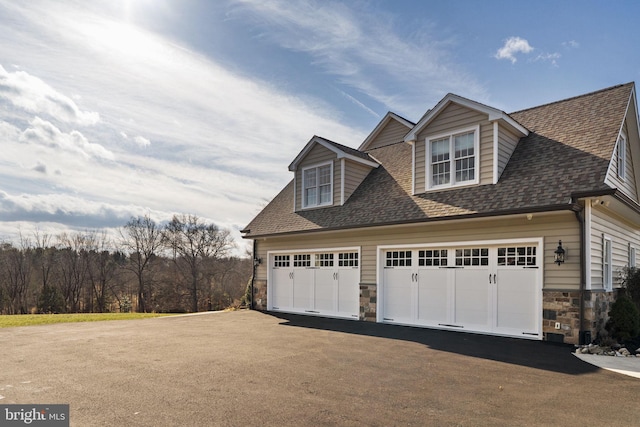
[617,134,626,180]
[603,236,612,291]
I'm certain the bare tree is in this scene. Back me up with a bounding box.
[85,231,123,312]
[119,215,163,312]
[56,232,90,312]
[0,235,34,314]
[162,214,233,312]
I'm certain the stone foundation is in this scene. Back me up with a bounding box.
[359,283,377,321]
[584,289,619,340]
[542,289,620,344]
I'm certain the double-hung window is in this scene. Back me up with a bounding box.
[427,126,479,190]
[302,162,333,208]
[603,236,612,291]
[617,133,626,180]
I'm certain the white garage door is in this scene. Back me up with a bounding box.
[381,242,541,339]
[268,249,360,320]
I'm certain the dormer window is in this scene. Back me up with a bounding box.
[426,125,479,190]
[302,162,333,208]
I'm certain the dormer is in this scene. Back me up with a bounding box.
[605,86,640,203]
[359,112,414,152]
[289,136,379,211]
[404,94,528,194]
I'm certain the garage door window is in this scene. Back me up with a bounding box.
[316,253,334,267]
[274,255,290,267]
[386,251,412,267]
[294,254,311,267]
[497,246,537,266]
[455,248,488,266]
[418,249,448,266]
[338,252,358,267]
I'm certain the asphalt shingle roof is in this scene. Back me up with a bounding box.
[243,83,634,238]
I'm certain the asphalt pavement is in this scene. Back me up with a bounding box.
[1,310,639,426]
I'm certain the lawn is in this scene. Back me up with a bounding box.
[0,312,174,328]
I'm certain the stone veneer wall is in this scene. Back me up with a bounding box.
[542,289,620,344]
[359,283,377,321]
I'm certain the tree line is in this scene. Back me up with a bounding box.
[0,214,252,315]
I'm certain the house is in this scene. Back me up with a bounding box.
[241,82,640,345]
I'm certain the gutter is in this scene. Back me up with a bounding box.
[249,238,256,310]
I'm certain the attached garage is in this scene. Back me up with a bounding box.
[268,248,360,320]
[378,239,543,339]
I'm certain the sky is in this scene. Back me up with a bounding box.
[1,0,640,254]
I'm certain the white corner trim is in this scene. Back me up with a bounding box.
[340,158,345,205]
[410,141,416,195]
[585,201,592,290]
[293,173,297,212]
[492,121,499,184]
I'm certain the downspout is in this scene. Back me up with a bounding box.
[574,204,587,344]
[250,239,257,310]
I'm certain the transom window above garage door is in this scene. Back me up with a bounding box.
[455,248,489,266]
[497,246,537,266]
[316,253,334,267]
[293,254,311,267]
[338,252,359,267]
[418,249,448,266]
[386,250,412,267]
[273,255,290,267]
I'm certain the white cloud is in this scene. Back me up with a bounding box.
[0,64,99,125]
[495,37,534,63]
[133,136,151,148]
[534,52,561,67]
[563,40,580,49]
[19,117,114,160]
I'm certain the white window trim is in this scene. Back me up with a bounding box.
[617,132,627,181]
[629,243,636,269]
[603,235,613,291]
[301,161,334,209]
[425,125,480,191]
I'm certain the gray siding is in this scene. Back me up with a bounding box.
[342,159,372,203]
[606,122,638,202]
[497,123,521,180]
[590,205,640,290]
[365,119,410,151]
[254,211,580,291]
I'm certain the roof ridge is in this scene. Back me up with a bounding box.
[510,82,634,115]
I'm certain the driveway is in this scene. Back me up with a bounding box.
[1,310,639,426]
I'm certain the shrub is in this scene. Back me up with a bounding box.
[606,294,640,341]
[621,266,640,311]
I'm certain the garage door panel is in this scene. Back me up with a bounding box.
[383,268,413,323]
[417,269,448,324]
[292,268,314,310]
[454,269,489,328]
[337,269,359,317]
[496,269,538,332]
[314,269,335,312]
[271,269,292,310]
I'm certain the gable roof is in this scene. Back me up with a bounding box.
[243,83,635,238]
[358,112,415,151]
[288,135,379,171]
[404,93,528,142]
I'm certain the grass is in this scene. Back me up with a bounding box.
[0,312,175,328]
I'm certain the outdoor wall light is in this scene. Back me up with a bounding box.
[254,257,262,266]
[554,240,565,265]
